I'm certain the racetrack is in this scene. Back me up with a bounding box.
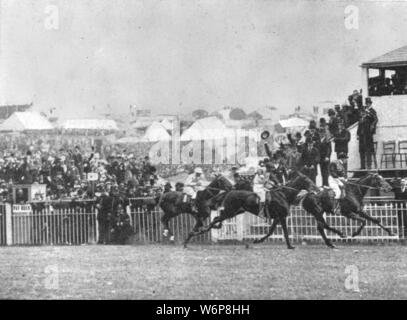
[1,243,407,299]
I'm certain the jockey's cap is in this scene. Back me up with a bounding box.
[194,167,203,174]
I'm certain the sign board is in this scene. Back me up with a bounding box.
[12,204,33,216]
[87,172,99,181]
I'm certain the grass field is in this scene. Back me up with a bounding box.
[1,243,407,299]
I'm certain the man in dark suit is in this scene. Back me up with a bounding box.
[358,101,377,170]
[333,121,351,175]
[300,138,320,183]
[348,89,363,110]
[319,128,332,187]
[365,97,378,134]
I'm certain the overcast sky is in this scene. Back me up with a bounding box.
[1,0,407,119]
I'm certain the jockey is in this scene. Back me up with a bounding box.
[328,152,348,199]
[184,167,209,199]
[253,167,267,202]
[225,166,239,185]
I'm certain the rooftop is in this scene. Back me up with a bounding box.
[362,45,407,69]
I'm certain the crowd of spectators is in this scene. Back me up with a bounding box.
[368,69,407,96]
[266,90,379,186]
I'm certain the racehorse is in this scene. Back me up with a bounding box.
[157,175,233,241]
[301,173,393,246]
[183,172,319,249]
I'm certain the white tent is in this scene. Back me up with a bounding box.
[160,119,173,130]
[181,117,235,141]
[278,117,309,128]
[61,119,118,131]
[140,122,170,142]
[0,112,54,131]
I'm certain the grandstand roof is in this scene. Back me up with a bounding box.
[362,45,407,68]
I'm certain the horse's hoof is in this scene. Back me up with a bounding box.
[328,244,337,249]
[245,243,250,249]
[287,246,295,250]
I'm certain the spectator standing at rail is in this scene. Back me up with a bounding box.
[319,128,332,187]
[333,121,351,175]
[268,152,288,185]
[300,137,320,183]
[308,120,320,147]
[73,146,83,176]
[357,98,378,170]
[348,89,363,110]
[96,184,114,244]
[328,109,339,136]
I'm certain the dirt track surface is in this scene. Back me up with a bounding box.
[1,243,407,299]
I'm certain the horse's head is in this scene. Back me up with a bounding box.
[210,175,233,192]
[289,172,319,193]
[365,173,392,193]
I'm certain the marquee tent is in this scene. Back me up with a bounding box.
[278,117,309,129]
[0,112,54,131]
[181,117,236,141]
[140,122,171,142]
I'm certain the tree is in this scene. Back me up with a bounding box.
[248,111,263,120]
[229,108,247,120]
[192,109,208,119]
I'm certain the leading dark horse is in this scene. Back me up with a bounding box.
[183,172,319,249]
[158,175,233,241]
[301,172,393,247]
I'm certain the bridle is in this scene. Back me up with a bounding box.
[346,178,390,193]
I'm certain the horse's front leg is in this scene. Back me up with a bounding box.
[182,216,205,245]
[318,212,347,238]
[183,215,228,248]
[344,212,367,237]
[253,218,278,244]
[356,211,394,236]
[161,213,175,241]
[280,215,295,250]
[314,215,336,249]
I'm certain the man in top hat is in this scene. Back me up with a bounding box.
[364,97,378,133]
[300,137,320,183]
[328,108,339,136]
[357,99,377,170]
[268,151,288,186]
[319,127,332,187]
[333,121,351,175]
[348,89,363,110]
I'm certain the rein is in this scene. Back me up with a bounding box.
[346,181,388,191]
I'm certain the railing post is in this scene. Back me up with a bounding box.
[210,210,219,243]
[95,208,99,244]
[236,213,244,241]
[5,203,12,246]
